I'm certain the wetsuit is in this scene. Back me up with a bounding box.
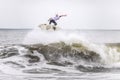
[49,16,61,26]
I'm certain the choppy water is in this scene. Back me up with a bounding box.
[0,29,120,80]
[0,29,30,45]
[1,29,120,44]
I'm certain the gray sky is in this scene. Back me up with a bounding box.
[0,0,120,29]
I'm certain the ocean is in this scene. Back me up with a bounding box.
[0,29,120,80]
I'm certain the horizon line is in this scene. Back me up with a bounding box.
[0,28,120,31]
[0,28,32,30]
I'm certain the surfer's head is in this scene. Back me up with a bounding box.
[56,14,58,17]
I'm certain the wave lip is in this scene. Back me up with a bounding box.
[23,42,101,66]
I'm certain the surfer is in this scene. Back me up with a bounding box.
[48,14,67,26]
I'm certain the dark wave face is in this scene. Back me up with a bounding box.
[22,42,101,65]
[0,42,120,74]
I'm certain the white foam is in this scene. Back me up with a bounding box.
[83,43,120,66]
[22,27,120,67]
[23,27,88,44]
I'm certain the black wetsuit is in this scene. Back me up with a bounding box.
[49,16,61,26]
[49,19,57,26]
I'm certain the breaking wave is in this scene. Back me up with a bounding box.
[0,27,120,75]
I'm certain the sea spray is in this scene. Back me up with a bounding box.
[84,43,120,65]
[23,26,120,66]
[23,27,87,45]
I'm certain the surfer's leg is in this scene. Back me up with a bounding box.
[49,20,52,24]
[49,20,57,26]
[54,22,57,26]
[52,20,57,26]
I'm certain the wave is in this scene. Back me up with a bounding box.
[0,42,120,74]
[1,27,120,74]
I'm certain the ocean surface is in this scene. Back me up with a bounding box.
[1,29,120,44]
[0,29,120,80]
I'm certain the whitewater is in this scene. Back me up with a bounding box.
[0,27,120,80]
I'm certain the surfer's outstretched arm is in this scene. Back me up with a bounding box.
[59,14,67,17]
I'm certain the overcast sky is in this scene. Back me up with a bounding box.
[0,0,120,29]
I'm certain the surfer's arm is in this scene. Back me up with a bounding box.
[59,15,67,17]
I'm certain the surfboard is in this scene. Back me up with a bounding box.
[38,24,60,31]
